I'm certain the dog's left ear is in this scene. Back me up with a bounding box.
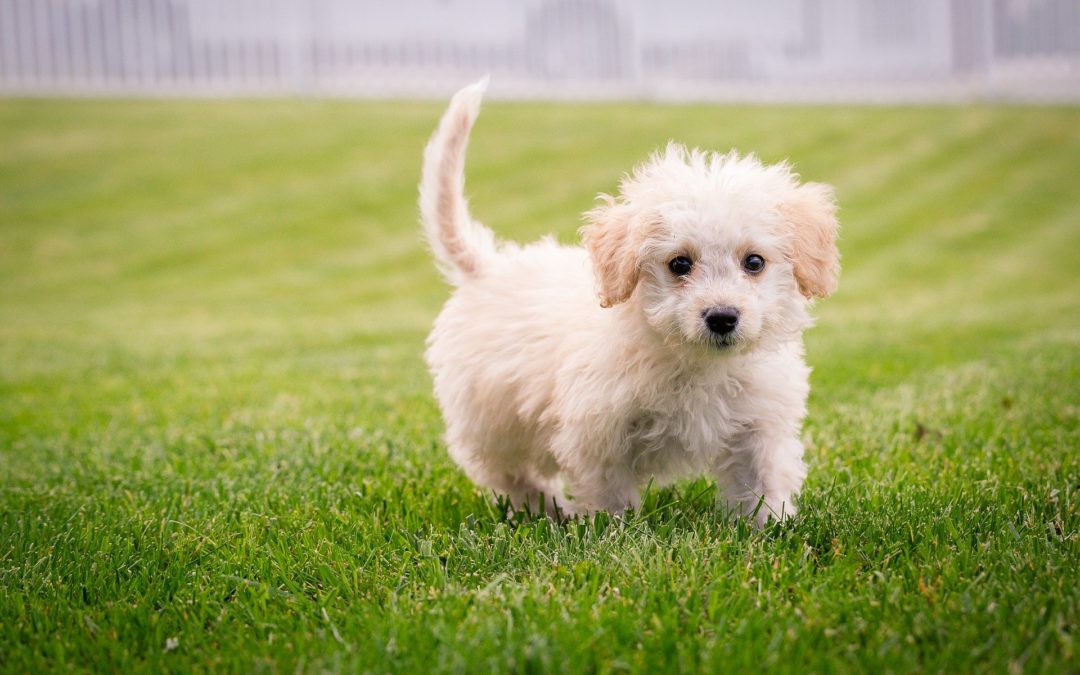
[582,197,640,308]
[780,182,840,299]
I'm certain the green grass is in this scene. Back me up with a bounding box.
[1,98,1078,674]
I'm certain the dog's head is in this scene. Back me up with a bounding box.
[582,143,839,353]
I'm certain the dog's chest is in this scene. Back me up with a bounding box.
[627,376,752,474]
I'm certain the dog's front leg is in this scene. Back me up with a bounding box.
[551,424,640,517]
[716,431,807,528]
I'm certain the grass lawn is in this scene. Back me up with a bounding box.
[1,97,1078,673]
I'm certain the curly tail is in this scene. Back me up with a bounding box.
[419,77,498,285]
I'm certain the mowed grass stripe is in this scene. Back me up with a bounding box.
[464,104,883,239]
[2,163,420,299]
[838,112,1023,246]
[835,133,1080,315]
[797,109,956,186]
[835,116,1067,281]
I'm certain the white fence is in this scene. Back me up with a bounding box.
[1,0,1079,101]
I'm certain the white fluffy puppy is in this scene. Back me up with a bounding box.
[421,80,839,527]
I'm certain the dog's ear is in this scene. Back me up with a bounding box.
[780,182,840,299]
[582,197,640,308]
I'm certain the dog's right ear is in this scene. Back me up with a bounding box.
[582,196,639,308]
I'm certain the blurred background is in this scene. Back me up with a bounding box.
[2,0,1079,102]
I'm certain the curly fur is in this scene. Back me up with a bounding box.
[420,80,840,527]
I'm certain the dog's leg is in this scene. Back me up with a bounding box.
[715,432,807,528]
[561,470,640,518]
[456,459,559,518]
[496,473,562,518]
[558,457,641,517]
[549,425,640,517]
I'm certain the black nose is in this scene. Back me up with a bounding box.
[704,307,740,335]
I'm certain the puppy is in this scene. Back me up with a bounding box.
[420,79,839,527]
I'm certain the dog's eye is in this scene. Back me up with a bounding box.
[743,254,766,274]
[668,256,693,276]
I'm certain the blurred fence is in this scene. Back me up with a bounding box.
[1,0,1078,101]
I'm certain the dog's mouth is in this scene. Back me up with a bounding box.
[705,333,739,350]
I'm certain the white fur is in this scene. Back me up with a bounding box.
[420,80,840,528]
